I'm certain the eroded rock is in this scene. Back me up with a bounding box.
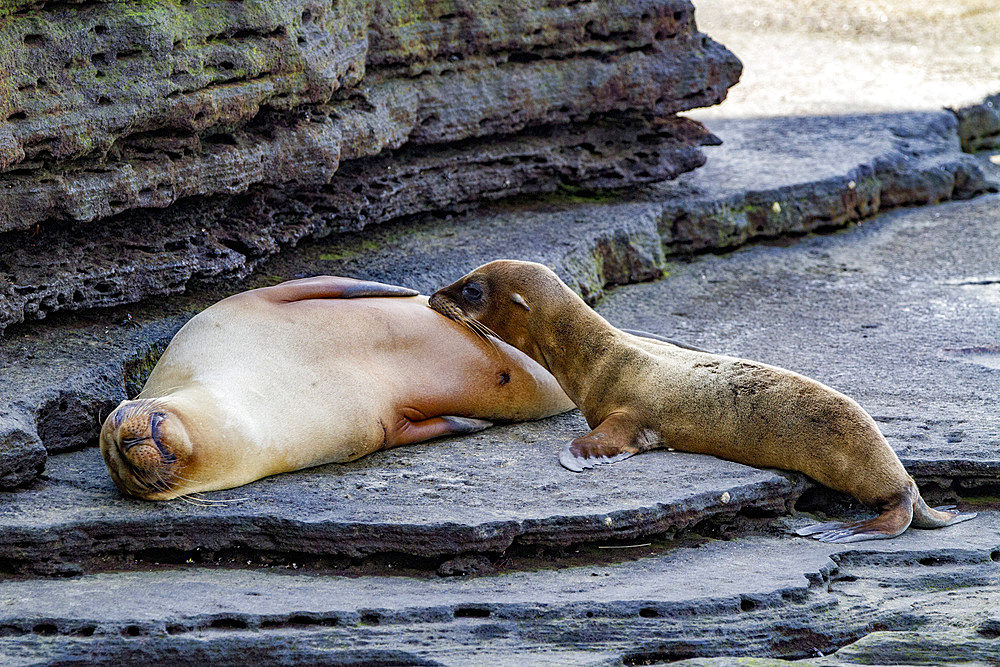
[0,411,45,487]
[954,92,1000,153]
[0,114,714,329]
[0,0,742,330]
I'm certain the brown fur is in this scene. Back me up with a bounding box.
[429,260,974,542]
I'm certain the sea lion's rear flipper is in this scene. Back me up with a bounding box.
[559,413,653,472]
[262,276,419,303]
[795,501,914,543]
[384,415,492,449]
[796,485,976,543]
[910,499,977,529]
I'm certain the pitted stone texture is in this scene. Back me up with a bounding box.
[0,0,741,330]
[955,92,1000,153]
[0,40,737,231]
[0,515,997,664]
[0,412,45,488]
[0,114,711,330]
[1,0,723,179]
[0,411,799,576]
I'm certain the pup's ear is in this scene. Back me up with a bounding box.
[510,292,530,311]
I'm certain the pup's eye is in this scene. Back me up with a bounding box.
[462,283,483,302]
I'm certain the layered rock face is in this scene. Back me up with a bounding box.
[0,0,741,332]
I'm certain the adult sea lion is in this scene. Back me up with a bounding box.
[428,259,975,543]
[100,275,574,500]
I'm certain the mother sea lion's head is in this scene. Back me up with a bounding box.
[100,399,195,500]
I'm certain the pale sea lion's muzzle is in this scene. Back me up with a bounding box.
[101,402,184,498]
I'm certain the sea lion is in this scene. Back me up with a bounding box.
[428,259,975,543]
[100,275,574,500]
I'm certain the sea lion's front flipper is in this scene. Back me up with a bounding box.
[263,275,419,303]
[385,415,492,449]
[559,413,654,472]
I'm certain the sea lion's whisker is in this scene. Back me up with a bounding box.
[160,469,204,486]
[134,468,167,495]
[470,317,500,340]
[467,319,503,358]
[175,494,213,506]
[151,468,177,493]
[432,298,503,357]
[186,493,248,504]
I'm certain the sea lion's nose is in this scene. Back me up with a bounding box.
[121,436,150,452]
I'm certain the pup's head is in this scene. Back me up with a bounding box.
[428,260,567,350]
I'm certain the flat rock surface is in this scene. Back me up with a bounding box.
[2,514,998,664]
[0,411,796,575]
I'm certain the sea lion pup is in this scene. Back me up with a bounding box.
[429,260,975,543]
[100,275,574,500]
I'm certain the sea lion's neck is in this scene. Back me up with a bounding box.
[525,290,619,408]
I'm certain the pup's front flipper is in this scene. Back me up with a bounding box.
[559,413,655,472]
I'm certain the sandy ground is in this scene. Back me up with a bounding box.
[692,0,1000,117]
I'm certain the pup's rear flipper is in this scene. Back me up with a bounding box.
[797,490,976,543]
[910,498,977,529]
[795,517,906,543]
